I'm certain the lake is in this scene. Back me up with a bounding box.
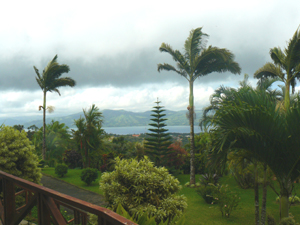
[103,126,202,135]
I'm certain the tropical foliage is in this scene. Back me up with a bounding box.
[158,27,241,184]
[33,120,72,164]
[209,87,300,220]
[72,104,104,168]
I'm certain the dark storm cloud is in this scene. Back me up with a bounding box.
[0,47,249,91]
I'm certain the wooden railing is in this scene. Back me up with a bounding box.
[0,170,137,225]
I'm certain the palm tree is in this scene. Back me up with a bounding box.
[158,27,241,184]
[200,74,280,130]
[210,88,300,220]
[73,104,104,168]
[254,27,300,110]
[83,104,104,168]
[35,55,75,160]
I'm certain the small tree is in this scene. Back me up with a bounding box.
[145,99,172,166]
[100,157,187,223]
[0,126,41,183]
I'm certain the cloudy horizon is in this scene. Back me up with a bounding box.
[1,0,300,118]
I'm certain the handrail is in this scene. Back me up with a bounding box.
[0,170,137,225]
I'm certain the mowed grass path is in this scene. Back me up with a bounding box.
[42,168,300,224]
[42,167,103,195]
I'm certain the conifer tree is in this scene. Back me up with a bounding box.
[145,99,172,166]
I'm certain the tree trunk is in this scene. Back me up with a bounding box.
[280,194,289,219]
[284,79,290,110]
[254,163,260,225]
[260,164,267,225]
[280,179,291,220]
[42,91,46,160]
[189,80,195,185]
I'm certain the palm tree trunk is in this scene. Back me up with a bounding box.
[260,164,267,225]
[42,91,46,160]
[189,80,195,185]
[280,180,291,220]
[254,162,260,225]
[280,194,289,219]
[284,79,290,110]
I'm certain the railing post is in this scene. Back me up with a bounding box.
[74,210,80,225]
[37,193,51,225]
[3,178,15,225]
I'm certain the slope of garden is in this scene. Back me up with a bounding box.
[42,168,300,225]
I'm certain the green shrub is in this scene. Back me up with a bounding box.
[55,164,68,178]
[199,173,219,186]
[196,185,216,204]
[211,184,240,218]
[279,217,295,225]
[0,126,41,183]
[267,213,276,225]
[38,160,45,168]
[89,204,186,225]
[100,157,187,224]
[80,168,98,185]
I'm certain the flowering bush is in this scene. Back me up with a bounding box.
[211,184,240,217]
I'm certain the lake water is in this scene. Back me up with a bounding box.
[103,126,202,135]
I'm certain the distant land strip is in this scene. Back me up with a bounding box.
[1,109,203,129]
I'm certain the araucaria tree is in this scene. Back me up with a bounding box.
[34,55,76,160]
[145,100,171,167]
[158,27,241,184]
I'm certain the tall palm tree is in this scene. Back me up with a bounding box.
[35,55,75,160]
[254,27,300,109]
[158,27,241,184]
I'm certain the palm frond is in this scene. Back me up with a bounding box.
[184,27,208,67]
[270,47,286,70]
[159,43,190,73]
[157,63,188,79]
[254,62,285,81]
[285,28,300,71]
[193,46,241,80]
[44,55,58,74]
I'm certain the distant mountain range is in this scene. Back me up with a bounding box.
[0,109,203,129]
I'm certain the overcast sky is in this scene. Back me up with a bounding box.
[1,0,300,118]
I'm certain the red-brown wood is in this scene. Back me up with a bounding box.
[0,170,137,225]
[3,179,15,225]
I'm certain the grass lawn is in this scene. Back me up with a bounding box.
[42,167,103,195]
[42,168,300,224]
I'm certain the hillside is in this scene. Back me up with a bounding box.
[1,109,203,128]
